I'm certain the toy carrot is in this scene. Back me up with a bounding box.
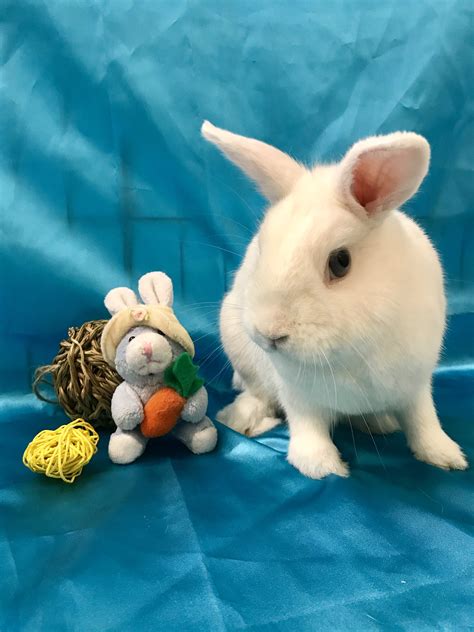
[140,353,204,438]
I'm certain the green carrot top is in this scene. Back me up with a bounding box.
[163,353,204,398]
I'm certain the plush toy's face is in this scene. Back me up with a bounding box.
[115,326,183,385]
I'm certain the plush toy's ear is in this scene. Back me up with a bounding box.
[104,287,138,315]
[338,132,430,217]
[138,272,174,307]
[202,120,306,203]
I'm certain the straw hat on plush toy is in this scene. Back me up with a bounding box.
[101,298,194,369]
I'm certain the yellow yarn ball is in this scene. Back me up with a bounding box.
[23,419,99,483]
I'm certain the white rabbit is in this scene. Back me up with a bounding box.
[202,121,468,479]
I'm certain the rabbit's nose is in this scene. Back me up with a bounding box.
[253,327,289,351]
[142,341,153,360]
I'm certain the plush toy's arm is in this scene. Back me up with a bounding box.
[181,386,208,423]
[111,382,144,430]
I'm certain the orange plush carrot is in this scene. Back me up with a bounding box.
[141,388,186,437]
[140,353,203,438]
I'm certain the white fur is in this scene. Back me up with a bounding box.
[203,123,467,478]
[201,121,304,202]
[339,132,430,216]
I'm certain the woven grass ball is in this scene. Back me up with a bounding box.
[33,320,122,429]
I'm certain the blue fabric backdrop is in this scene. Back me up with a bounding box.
[1,1,473,630]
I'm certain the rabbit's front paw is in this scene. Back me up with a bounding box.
[413,432,468,471]
[217,390,280,436]
[287,437,349,479]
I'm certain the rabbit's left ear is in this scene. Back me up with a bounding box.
[138,272,174,307]
[339,132,430,217]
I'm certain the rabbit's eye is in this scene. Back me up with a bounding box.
[128,335,136,342]
[328,248,351,280]
[156,329,164,336]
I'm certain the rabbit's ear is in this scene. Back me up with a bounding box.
[104,287,138,315]
[338,132,430,217]
[202,121,306,203]
[138,272,173,307]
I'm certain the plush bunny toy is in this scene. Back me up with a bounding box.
[202,121,467,479]
[101,272,217,464]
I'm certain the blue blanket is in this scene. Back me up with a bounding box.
[1,1,473,630]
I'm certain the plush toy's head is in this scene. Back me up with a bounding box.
[113,325,185,386]
[101,272,194,386]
